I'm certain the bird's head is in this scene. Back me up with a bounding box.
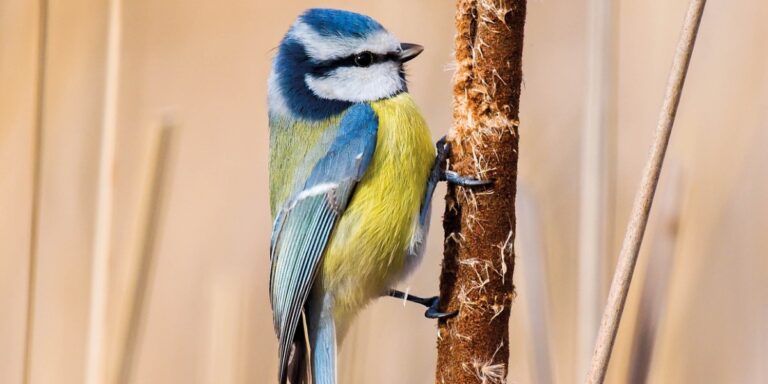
[269,8,423,120]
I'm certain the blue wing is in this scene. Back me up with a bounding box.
[269,103,378,383]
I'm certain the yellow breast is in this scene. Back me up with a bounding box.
[320,93,434,318]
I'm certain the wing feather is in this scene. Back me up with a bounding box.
[269,104,378,383]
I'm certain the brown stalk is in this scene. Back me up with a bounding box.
[436,1,526,383]
[586,1,707,383]
[22,0,49,382]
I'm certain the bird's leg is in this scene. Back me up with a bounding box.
[398,138,491,320]
[387,289,458,319]
[397,138,492,320]
[419,136,493,224]
[435,136,493,187]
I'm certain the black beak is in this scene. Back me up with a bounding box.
[398,43,424,63]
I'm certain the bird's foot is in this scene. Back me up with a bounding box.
[387,289,458,320]
[435,136,493,187]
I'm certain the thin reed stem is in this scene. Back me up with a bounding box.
[22,0,49,382]
[85,0,122,382]
[113,125,174,384]
[578,0,618,379]
[586,1,707,383]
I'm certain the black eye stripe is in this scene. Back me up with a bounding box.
[311,51,400,74]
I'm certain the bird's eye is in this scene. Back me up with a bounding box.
[354,52,374,67]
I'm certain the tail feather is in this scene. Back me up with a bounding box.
[309,312,337,384]
[282,294,337,384]
[307,292,337,384]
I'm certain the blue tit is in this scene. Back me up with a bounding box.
[268,8,486,384]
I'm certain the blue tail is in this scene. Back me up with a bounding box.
[307,292,337,384]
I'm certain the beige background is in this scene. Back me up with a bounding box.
[2,0,767,383]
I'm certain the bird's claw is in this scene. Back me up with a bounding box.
[387,289,458,320]
[424,296,459,320]
[443,170,494,187]
[435,136,494,187]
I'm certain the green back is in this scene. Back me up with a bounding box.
[268,113,343,219]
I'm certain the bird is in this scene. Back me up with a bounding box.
[268,8,488,384]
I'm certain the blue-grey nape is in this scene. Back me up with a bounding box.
[274,37,352,120]
[300,8,385,37]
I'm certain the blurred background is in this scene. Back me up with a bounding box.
[1,0,767,383]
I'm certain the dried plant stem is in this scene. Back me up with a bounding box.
[628,166,682,384]
[85,0,122,383]
[586,1,706,383]
[578,0,617,379]
[22,0,49,382]
[113,126,173,384]
[436,1,526,383]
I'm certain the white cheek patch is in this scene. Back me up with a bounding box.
[305,62,404,102]
[267,66,292,117]
[290,21,400,60]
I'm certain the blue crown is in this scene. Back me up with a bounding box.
[300,8,385,37]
